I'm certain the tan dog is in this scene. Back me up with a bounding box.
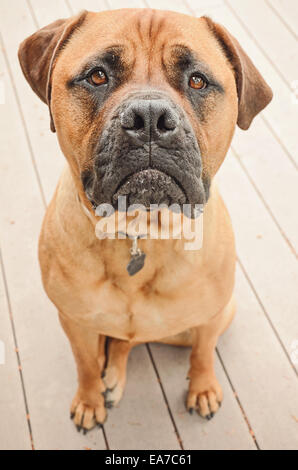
[18,9,272,433]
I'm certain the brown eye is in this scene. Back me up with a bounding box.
[189,75,207,90]
[88,69,107,86]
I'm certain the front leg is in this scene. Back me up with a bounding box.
[187,296,236,419]
[59,313,107,433]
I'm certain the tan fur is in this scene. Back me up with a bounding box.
[18,9,272,431]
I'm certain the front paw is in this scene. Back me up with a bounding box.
[102,365,126,409]
[70,383,107,433]
[186,370,223,420]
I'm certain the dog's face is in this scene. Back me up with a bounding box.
[19,9,272,213]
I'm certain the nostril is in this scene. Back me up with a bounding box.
[134,114,144,131]
[157,114,167,132]
[121,110,145,131]
[157,112,178,133]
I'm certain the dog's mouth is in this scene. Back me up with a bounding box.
[112,169,187,209]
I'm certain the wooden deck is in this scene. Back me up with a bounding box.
[0,0,297,450]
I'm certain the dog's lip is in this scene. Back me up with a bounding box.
[112,168,188,203]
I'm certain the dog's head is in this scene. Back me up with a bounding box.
[19,9,272,214]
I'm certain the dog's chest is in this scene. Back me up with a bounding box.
[71,248,217,342]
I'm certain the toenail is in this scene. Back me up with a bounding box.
[105,400,114,409]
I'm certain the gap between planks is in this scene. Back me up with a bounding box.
[0,31,46,208]
[224,0,292,92]
[146,344,184,450]
[232,147,297,259]
[265,0,297,40]
[0,249,34,449]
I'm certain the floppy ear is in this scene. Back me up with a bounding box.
[18,11,87,132]
[203,17,273,130]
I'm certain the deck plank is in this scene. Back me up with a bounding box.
[226,0,297,86]
[66,0,107,14]
[106,0,144,9]
[105,345,181,450]
[0,0,65,204]
[217,152,298,369]
[143,0,189,13]
[268,0,298,36]
[0,268,32,450]
[28,0,69,26]
[218,264,298,450]
[150,344,256,450]
[232,116,298,255]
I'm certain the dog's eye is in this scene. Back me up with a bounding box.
[189,75,207,90]
[87,69,108,86]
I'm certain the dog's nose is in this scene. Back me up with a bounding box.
[120,99,179,142]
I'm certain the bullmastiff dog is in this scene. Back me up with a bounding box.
[18,8,272,433]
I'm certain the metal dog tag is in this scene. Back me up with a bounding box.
[127,251,146,276]
[127,237,146,276]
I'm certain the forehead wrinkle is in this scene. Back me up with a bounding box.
[133,10,168,80]
[148,15,168,79]
[135,9,157,47]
